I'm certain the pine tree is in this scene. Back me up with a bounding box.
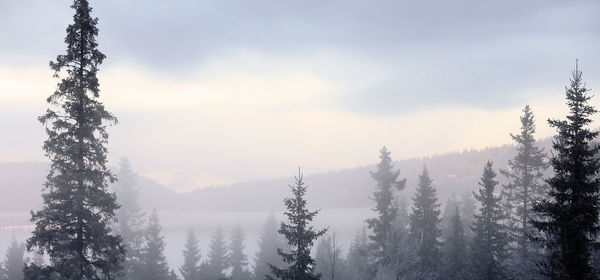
[470,161,508,280]
[532,63,600,280]
[3,237,26,280]
[501,105,548,252]
[254,215,287,280]
[179,229,201,280]
[202,227,228,280]
[139,210,170,280]
[114,158,145,280]
[267,169,327,280]
[315,232,346,280]
[25,0,123,279]
[366,147,406,270]
[409,166,442,275]
[460,192,476,239]
[229,224,251,280]
[346,228,370,280]
[442,207,468,280]
[441,193,461,242]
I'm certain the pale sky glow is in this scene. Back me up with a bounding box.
[1,0,599,192]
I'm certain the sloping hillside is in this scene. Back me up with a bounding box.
[0,139,553,214]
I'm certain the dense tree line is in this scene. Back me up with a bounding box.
[17,0,600,279]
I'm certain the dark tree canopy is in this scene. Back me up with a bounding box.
[268,169,327,280]
[533,63,600,280]
[25,0,123,279]
[139,210,170,280]
[366,147,406,270]
[409,166,442,274]
[180,229,201,280]
[202,227,228,280]
[229,224,251,280]
[442,207,468,280]
[471,161,509,280]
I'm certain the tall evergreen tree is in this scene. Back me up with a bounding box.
[25,0,123,279]
[471,161,508,280]
[139,210,170,280]
[267,169,327,280]
[409,166,442,275]
[532,63,600,280]
[442,207,468,280]
[441,193,461,242]
[254,215,287,280]
[179,229,201,280]
[3,237,26,280]
[500,106,548,280]
[229,224,251,280]
[114,158,145,280]
[202,227,228,280]
[500,105,548,256]
[460,192,476,239]
[346,228,370,280]
[366,147,406,270]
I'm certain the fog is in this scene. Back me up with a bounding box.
[2,0,600,280]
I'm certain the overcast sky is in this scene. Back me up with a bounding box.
[1,0,599,192]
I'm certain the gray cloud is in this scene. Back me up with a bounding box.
[1,0,599,113]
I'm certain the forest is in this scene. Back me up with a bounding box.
[1,0,600,280]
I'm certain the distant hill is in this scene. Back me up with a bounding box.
[0,139,553,214]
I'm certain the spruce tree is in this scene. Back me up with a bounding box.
[139,210,170,280]
[267,169,327,280]
[25,0,123,279]
[346,228,370,280]
[460,192,476,239]
[229,224,251,280]
[500,105,548,255]
[254,215,286,280]
[441,193,461,242]
[409,166,442,275]
[532,63,600,280]
[366,147,406,269]
[3,237,26,280]
[114,158,145,280]
[202,227,228,280]
[179,229,201,280]
[471,161,508,280]
[442,207,468,280]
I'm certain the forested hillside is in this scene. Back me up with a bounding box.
[0,139,551,214]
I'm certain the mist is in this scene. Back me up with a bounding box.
[1,1,600,280]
